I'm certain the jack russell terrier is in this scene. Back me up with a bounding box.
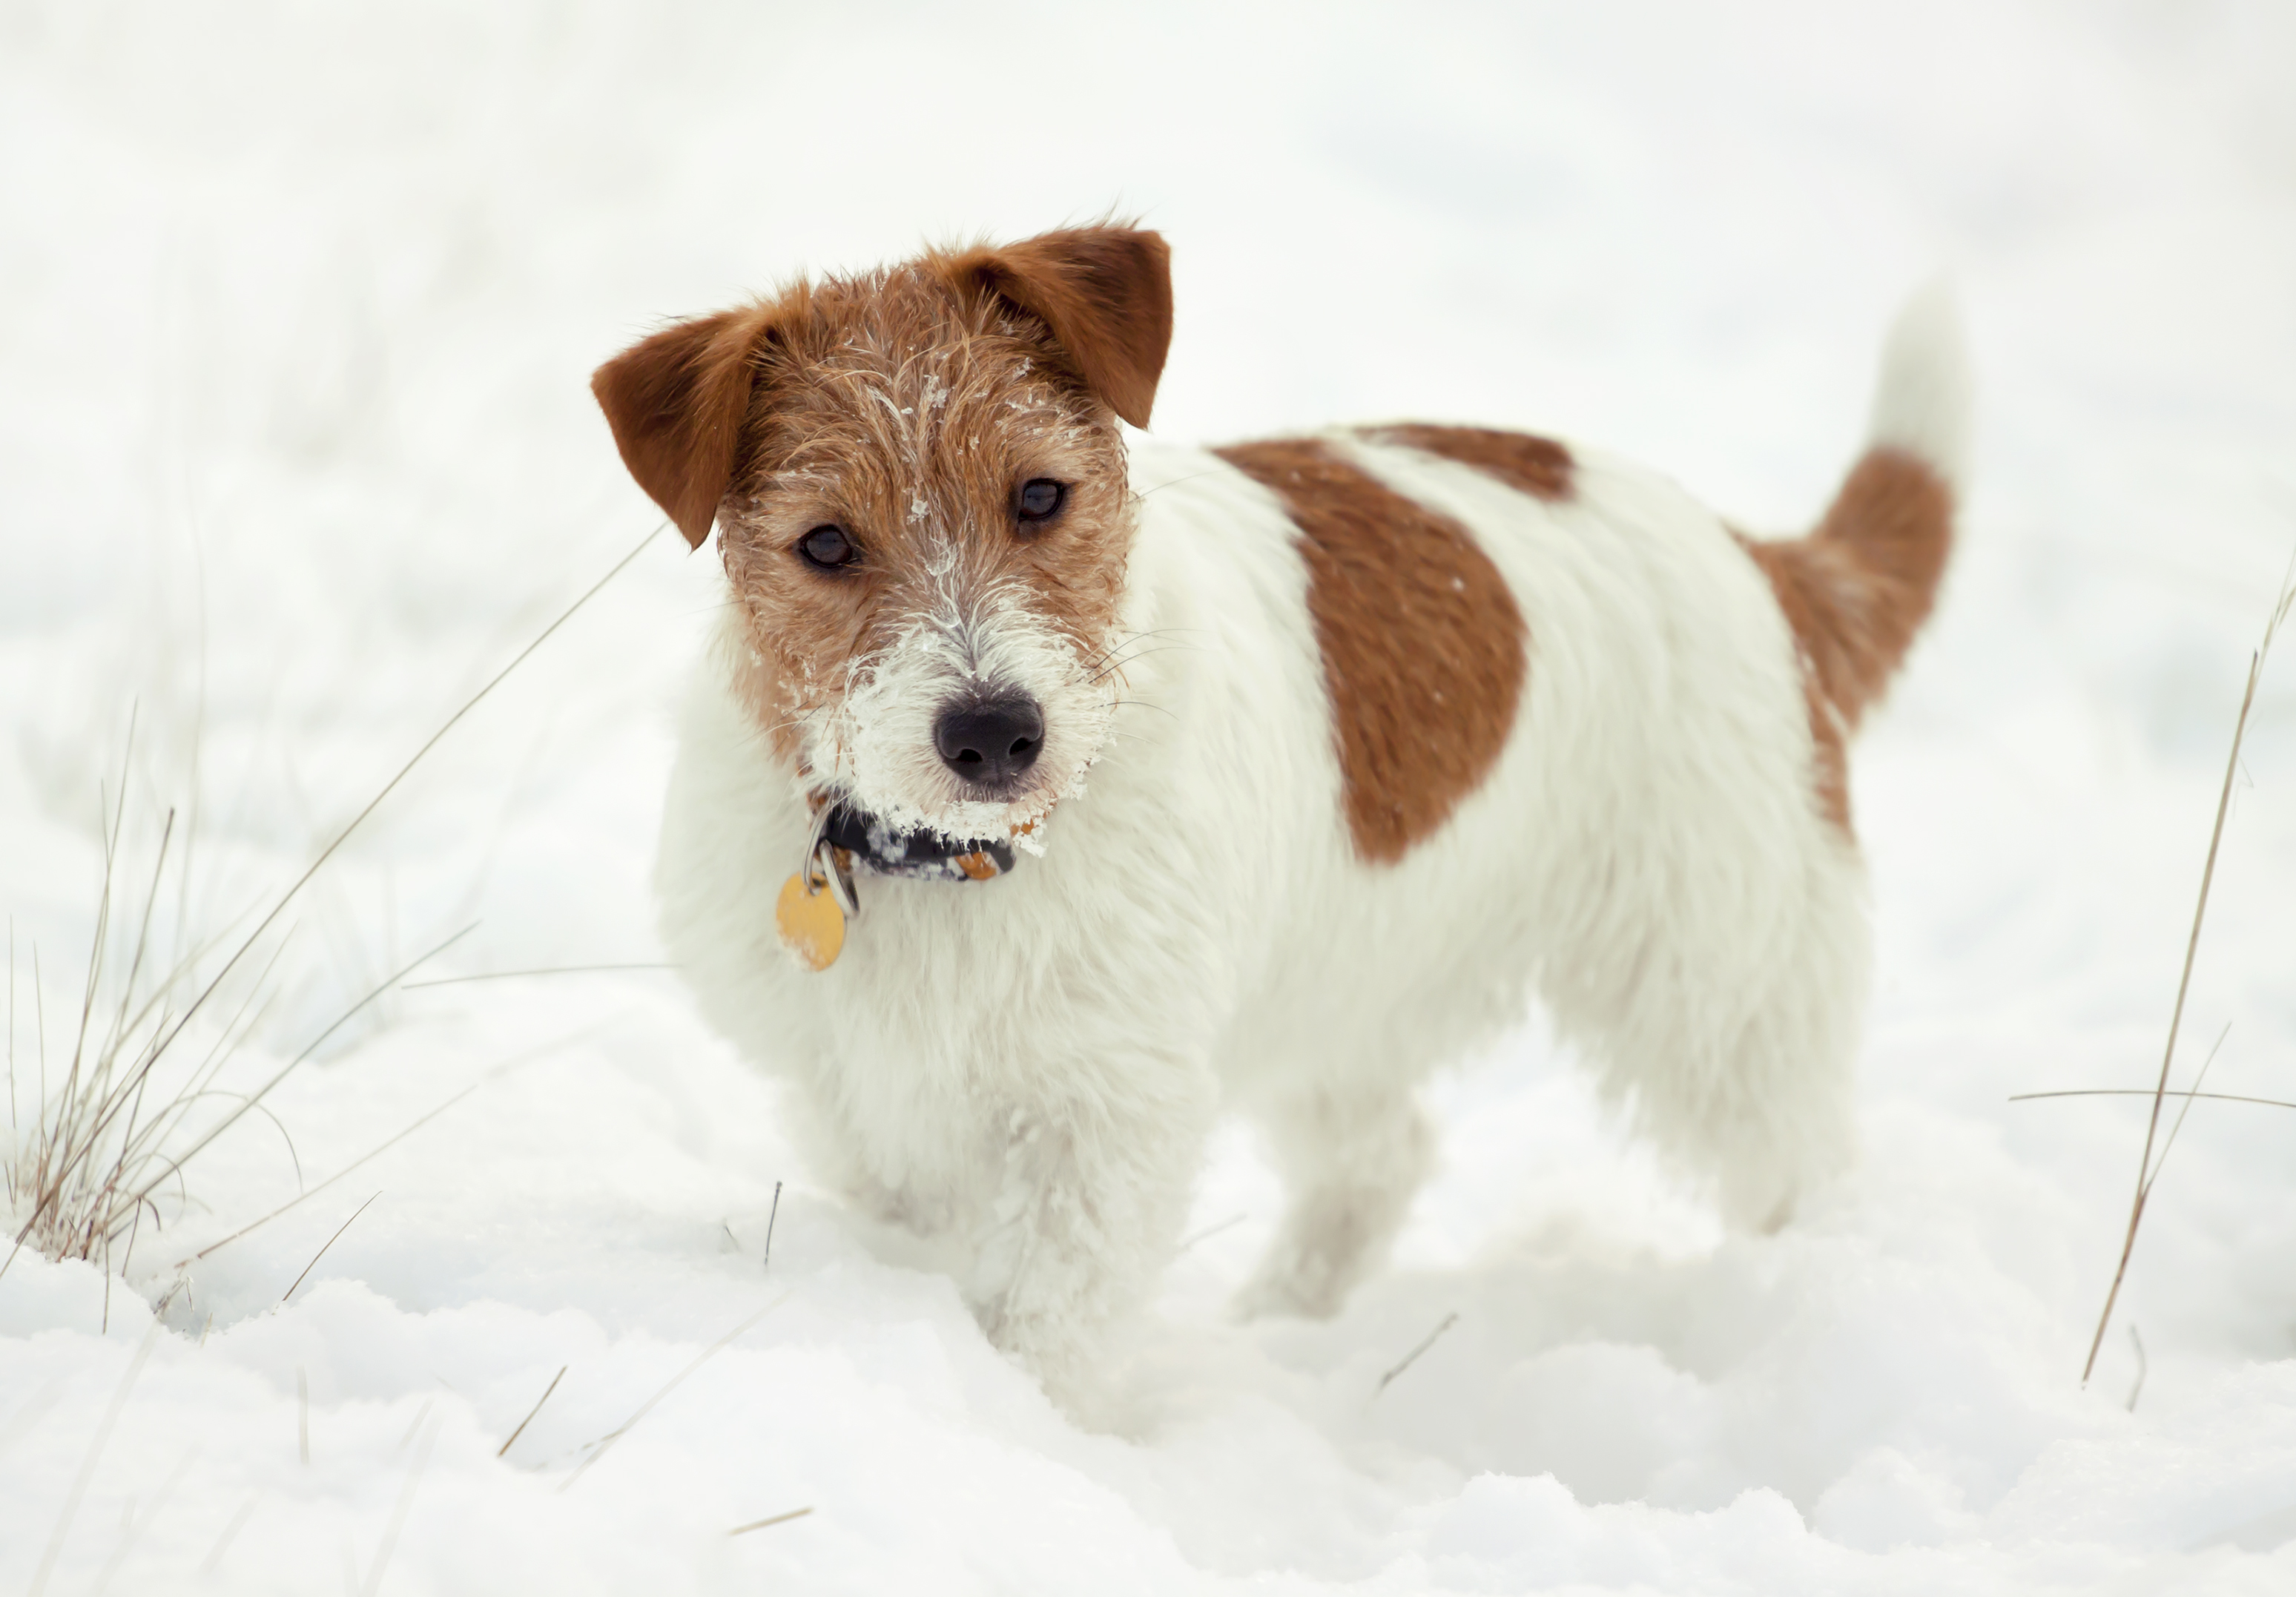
[592,225,1967,1406]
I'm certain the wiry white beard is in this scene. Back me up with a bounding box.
[796,582,1115,847]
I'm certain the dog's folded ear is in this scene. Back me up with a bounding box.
[592,303,776,548]
[941,226,1172,429]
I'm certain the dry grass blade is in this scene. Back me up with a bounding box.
[280,1191,381,1305]
[88,1443,197,1597]
[397,1397,435,1452]
[2142,1021,2235,1199]
[558,1293,790,1493]
[2013,1087,2296,1110]
[730,1507,814,1535]
[762,1179,782,1274]
[400,962,671,990]
[179,1018,593,1270]
[27,1320,158,1597]
[2081,561,2296,1386]
[185,1085,477,1267]
[198,1495,258,1577]
[133,527,662,1072]
[498,1366,567,1458]
[359,1408,439,1597]
[1376,1311,1460,1395]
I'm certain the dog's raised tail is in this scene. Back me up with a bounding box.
[1864,279,1973,500]
[1741,283,1970,829]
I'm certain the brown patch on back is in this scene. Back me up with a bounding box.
[1364,424,1574,501]
[1736,445,1955,834]
[1215,437,1527,864]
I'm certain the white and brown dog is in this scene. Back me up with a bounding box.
[592,225,1967,1403]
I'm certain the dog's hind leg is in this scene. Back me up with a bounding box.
[1570,286,1965,1226]
[1554,834,1870,1233]
[1647,946,1865,1233]
[1233,1076,1436,1320]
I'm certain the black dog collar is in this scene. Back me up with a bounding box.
[775,797,1031,972]
[819,800,1019,884]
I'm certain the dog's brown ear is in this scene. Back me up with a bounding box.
[944,226,1172,428]
[592,304,776,547]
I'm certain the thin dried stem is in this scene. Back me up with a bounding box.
[2082,564,2295,1385]
[1376,1311,1460,1395]
[138,527,659,1078]
[188,1086,475,1265]
[27,1321,158,1597]
[2143,1021,2234,1195]
[400,962,671,990]
[198,1495,257,1577]
[730,1508,813,1535]
[181,1021,590,1266]
[361,1410,440,1597]
[2012,1087,2295,1111]
[559,1294,789,1492]
[10,918,19,1139]
[498,1366,567,1458]
[278,1191,381,1305]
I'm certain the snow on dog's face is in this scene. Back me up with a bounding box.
[592,226,1172,840]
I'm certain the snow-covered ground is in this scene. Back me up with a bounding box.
[6,1,2296,1590]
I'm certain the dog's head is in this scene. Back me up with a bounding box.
[593,225,1171,842]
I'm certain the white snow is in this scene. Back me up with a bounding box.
[5,1,2296,1591]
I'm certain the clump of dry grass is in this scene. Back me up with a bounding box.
[4,736,274,1279]
[1,718,469,1303]
[3,528,659,1297]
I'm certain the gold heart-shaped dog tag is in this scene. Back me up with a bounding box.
[775,872,845,971]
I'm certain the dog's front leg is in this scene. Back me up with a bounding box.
[960,1047,1215,1412]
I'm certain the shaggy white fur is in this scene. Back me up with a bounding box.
[656,299,1970,1406]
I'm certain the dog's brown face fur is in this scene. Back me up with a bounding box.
[594,227,1172,837]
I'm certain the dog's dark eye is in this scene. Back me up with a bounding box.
[1015,478,1066,526]
[796,524,857,570]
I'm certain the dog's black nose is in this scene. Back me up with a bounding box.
[934,695,1045,788]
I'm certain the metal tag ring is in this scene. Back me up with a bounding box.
[798,805,860,921]
[816,837,861,921]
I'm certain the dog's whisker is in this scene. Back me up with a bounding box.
[1087,645,1197,685]
[1078,628,1198,674]
[1132,470,1226,500]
